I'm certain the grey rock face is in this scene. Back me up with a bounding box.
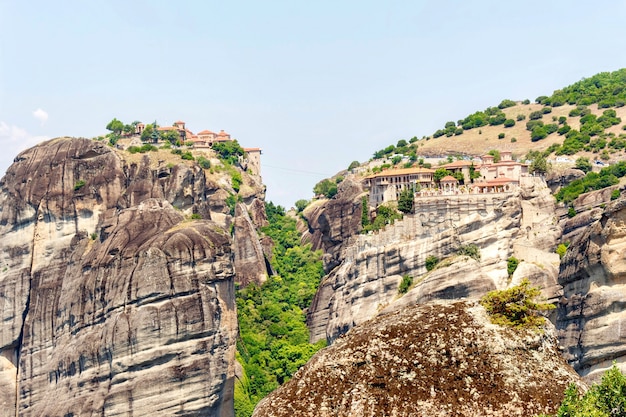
[0,138,247,416]
[557,197,626,382]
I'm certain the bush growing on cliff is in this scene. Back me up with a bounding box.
[480,278,554,328]
[458,244,481,261]
[398,275,413,294]
[313,178,338,199]
[425,255,439,272]
[364,203,403,233]
[213,140,244,165]
[74,180,86,191]
[294,199,309,212]
[397,188,414,214]
[556,242,569,259]
[537,364,626,417]
[507,257,520,277]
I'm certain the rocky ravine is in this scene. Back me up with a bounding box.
[0,138,267,416]
[254,301,583,417]
[307,177,562,343]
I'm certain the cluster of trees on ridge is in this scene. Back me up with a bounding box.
[365,69,626,179]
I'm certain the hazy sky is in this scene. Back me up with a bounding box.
[2,1,626,208]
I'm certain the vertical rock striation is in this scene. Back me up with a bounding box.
[0,137,253,416]
[557,197,626,382]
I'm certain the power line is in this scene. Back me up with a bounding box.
[263,164,331,177]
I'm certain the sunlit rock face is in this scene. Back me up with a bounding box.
[557,196,626,382]
[255,301,583,417]
[307,178,561,344]
[0,138,240,416]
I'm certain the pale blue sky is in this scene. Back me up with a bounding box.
[2,1,626,207]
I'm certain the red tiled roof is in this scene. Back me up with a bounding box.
[440,175,458,182]
[197,130,215,135]
[364,167,435,180]
[217,130,230,136]
[442,160,475,168]
[472,177,518,187]
[244,147,261,152]
[175,120,185,124]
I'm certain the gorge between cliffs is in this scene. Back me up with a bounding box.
[1,137,626,416]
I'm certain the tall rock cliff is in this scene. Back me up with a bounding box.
[255,301,583,417]
[557,196,626,382]
[307,177,562,343]
[301,175,364,273]
[0,138,265,416]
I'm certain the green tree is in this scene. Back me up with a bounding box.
[479,278,555,328]
[504,119,515,128]
[313,179,338,199]
[488,149,501,163]
[575,157,593,173]
[140,123,154,142]
[498,99,516,109]
[122,123,135,135]
[425,255,439,271]
[361,196,370,228]
[507,257,519,277]
[213,140,245,165]
[294,199,308,212]
[106,118,124,135]
[398,275,413,294]
[434,168,452,183]
[397,188,414,214]
[539,364,626,417]
[348,160,360,171]
[529,154,548,175]
[161,130,180,145]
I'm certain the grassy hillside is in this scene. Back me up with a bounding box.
[373,69,626,164]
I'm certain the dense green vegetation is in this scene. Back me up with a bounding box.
[398,275,413,294]
[235,202,326,416]
[458,244,481,261]
[555,161,626,203]
[313,178,338,198]
[425,255,440,271]
[397,188,414,213]
[213,140,245,165]
[361,202,403,233]
[537,364,626,417]
[480,278,554,328]
[507,256,520,277]
[540,68,626,107]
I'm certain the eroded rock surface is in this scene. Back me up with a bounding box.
[307,178,561,343]
[255,301,582,417]
[557,197,626,382]
[0,137,255,416]
[301,176,364,272]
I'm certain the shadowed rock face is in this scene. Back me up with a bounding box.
[557,197,626,382]
[301,176,364,273]
[254,302,583,417]
[0,138,241,416]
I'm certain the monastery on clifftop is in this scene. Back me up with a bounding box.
[364,151,531,207]
[131,120,262,177]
